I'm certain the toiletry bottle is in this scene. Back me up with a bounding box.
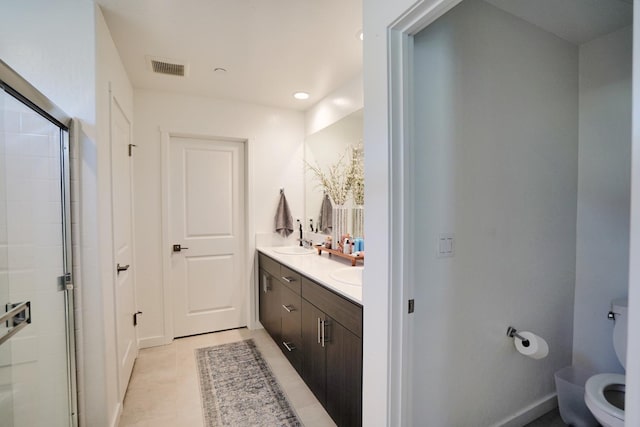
[343,238,351,254]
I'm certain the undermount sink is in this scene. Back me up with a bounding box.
[272,246,316,255]
[329,266,364,286]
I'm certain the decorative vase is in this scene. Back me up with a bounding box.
[331,205,348,250]
[352,205,364,239]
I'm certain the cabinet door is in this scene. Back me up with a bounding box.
[325,318,363,427]
[258,269,281,342]
[301,298,326,406]
[280,285,302,374]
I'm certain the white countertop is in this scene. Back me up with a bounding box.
[257,246,363,305]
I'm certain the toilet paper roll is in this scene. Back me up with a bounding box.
[514,331,549,359]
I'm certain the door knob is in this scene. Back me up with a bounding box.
[172,244,189,252]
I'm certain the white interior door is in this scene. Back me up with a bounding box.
[111,97,137,399]
[169,136,246,338]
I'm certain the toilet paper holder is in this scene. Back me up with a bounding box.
[507,326,530,347]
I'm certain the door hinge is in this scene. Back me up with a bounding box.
[133,311,143,326]
[128,143,137,157]
[408,299,415,314]
[58,273,73,291]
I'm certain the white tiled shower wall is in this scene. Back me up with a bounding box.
[0,97,70,426]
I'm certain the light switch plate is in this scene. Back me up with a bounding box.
[437,233,455,258]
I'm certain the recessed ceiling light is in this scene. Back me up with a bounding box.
[293,92,310,100]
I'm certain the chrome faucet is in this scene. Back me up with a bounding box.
[297,238,313,249]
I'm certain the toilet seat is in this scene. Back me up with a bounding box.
[585,373,625,426]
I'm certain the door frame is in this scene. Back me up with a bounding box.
[374,1,463,425]
[382,0,640,425]
[160,130,252,344]
[108,88,139,399]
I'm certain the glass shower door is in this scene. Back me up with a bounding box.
[0,83,75,426]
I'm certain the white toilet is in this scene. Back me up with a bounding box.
[584,298,627,427]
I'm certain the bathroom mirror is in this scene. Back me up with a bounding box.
[304,109,363,236]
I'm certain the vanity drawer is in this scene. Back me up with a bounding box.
[280,265,302,294]
[280,285,302,374]
[259,253,281,278]
[301,277,362,338]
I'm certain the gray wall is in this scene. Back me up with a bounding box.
[410,1,578,424]
[573,26,631,374]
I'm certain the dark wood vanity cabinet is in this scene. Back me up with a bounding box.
[301,277,362,427]
[258,253,362,427]
[258,254,303,374]
[258,267,281,343]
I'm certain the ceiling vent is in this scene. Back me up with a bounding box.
[146,56,188,77]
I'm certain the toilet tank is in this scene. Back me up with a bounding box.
[612,298,628,369]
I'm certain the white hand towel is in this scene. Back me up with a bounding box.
[275,191,294,237]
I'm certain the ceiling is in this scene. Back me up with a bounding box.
[96,0,363,111]
[97,0,631,111]
[485,0,632,45]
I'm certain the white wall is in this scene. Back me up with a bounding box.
[0,1,107,426]
[410,1,578,424]
[1,2,134,426]
[361,0,419,423]
[0,0,96,135]
[133,90,304,345]
[573,26,632,374]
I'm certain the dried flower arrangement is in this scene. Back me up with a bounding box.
[306,142,365,206]
[306,149,352,205]
[348,142,364,205]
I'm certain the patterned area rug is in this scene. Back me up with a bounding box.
[196,339,302,427]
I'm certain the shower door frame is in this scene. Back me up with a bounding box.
[0,59,78,427]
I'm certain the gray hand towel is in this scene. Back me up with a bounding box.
[319,194,333,234]
[275,191,294,237]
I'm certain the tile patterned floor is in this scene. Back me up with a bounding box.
[119,328,567,427]
[118,328,336,427]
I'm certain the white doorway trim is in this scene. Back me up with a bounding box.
[383,1,466,425]
[160,130,254,345]
[626,5,640,427]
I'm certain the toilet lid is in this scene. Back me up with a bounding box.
[585,373,625,421]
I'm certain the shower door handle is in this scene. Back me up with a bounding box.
[0,301,31,346]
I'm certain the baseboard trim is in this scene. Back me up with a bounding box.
[493,393,558,427]
[139,335,170,349]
